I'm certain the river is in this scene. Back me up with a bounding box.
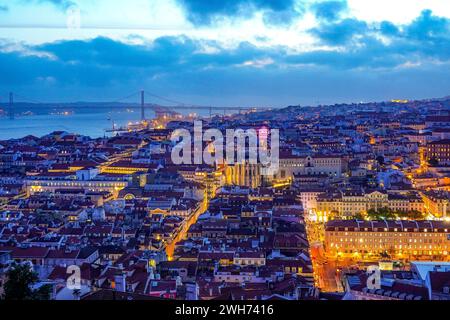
[0,109,149,140]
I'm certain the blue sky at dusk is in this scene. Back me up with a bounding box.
[1,0,450,107]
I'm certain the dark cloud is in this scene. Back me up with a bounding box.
[310,18,368,45]
[379,21,400,36]
[311,0,348,22]
[310,10,450,62]
[35,36,271,72]
[405,9,450,41]
[1,10,450,105]
[37,37,196,69]
[175,0,302,25]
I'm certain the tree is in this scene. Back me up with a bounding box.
[397,210,425,220]
[378,207,396,219]
[367,207,396,220]
[3,263,51,300]
[353,212,365,220]
[408,210,425,220]
[32,284,52,300]
[366,208,379,220]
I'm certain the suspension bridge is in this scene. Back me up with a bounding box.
[0,90,261,121]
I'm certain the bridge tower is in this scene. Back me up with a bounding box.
[140,90,145,121]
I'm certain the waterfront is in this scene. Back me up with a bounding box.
[0,108,148,140]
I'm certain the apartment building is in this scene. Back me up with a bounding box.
[276,154,347,181]
[325,220,450,258]
[426,139,450,166]
[316,190,425,219]
[421,191,450,219]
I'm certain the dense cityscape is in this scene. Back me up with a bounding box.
[0,97,449,301]
[2,1,450,313]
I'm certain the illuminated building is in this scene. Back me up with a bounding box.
[426,139,450,166]
[48,161,98,173]
[204,172,220,201]
[147,198,176,215]
[316,190,425,219]
[233,252,266,266]
[25,176,128,198]
[167,165,223,201]
[100,160,153,175]
[325,220,450,259]
[275,154,347,181]
[421,191,449,219]
[297,188,324,211]
[225,161,262,189]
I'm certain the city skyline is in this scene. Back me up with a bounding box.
[1,0,450,106]
[1,0,450,307]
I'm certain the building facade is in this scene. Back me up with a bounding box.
[426,139,450,166]
[325,220,450,259]
[276,155,347,181]
[316,190,425,219]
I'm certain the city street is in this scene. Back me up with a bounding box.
[305,216,341,292]
[165,198,208,260]
[310,243,341,292]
